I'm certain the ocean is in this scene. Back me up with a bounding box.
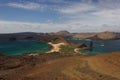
[0,39,120,56]
[68,38,120,54]
[0,40,52,56]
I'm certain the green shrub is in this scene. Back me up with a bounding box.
[60,45,74,54]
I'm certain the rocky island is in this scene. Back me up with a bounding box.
[0,31,120,41]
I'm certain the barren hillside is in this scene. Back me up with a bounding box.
[0,52,120,80]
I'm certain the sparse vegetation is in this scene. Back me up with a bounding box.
[60,45,75,54]
[0,52,120,80]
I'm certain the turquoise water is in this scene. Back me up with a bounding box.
[68,38,120,54]
[0,40,52,56]
[0,39,120,56]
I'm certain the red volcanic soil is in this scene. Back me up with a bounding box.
[0,52,120,80]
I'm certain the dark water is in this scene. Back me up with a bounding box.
[68,38,120,54]
[0,40,52,56]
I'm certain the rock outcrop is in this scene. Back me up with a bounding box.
[50,36,69,44]
[55,30,72,37]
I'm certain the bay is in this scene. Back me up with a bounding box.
[0,40,52,56]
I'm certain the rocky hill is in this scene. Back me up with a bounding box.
[0,31,119,41]
[55,30,72,37]
[73,31,120,40]
[0,52,120,80]
[97,31,117,40]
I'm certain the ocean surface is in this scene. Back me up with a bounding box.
[0,40,52,56]
[68,38,120,55]
[0,39,120,56]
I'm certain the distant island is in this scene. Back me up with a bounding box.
[0,31,120,41]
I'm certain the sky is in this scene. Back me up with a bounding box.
[0,0,120,33]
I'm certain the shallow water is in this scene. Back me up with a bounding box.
[0,40,52,56]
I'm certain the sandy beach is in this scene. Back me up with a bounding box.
[28,53,39,56]
[47,42,66,53]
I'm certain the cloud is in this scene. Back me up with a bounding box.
[55,0,120,26]
[0,21,67,33]
[57,3,95,14]
[7,2,45,10]
[0,20,120,33]
[93,9,120,19]
[1,0,120,33]
[50,0,65,3]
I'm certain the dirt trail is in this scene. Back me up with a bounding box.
[0,52,120,80]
